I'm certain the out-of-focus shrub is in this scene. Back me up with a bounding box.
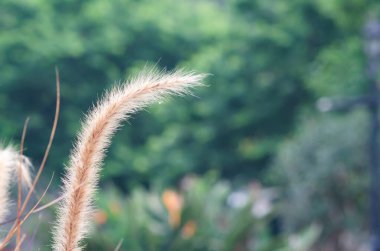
[87,173,319,251]
[270,111,369,250]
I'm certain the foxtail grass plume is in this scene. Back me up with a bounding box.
[52,68,205,251]
[0,145,32,225]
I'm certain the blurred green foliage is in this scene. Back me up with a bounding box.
[1,0,380,249]
[2,0,376,188]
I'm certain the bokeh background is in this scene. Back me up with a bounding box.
[1,0,380,250]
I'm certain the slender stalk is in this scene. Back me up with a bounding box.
[16,117,30,251]
[0,67,60,249]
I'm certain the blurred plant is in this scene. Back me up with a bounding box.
[270,111,369,250]
[87,173,319,251]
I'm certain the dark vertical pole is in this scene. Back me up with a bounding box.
[369,85,380,251]
[365,18,380,251]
